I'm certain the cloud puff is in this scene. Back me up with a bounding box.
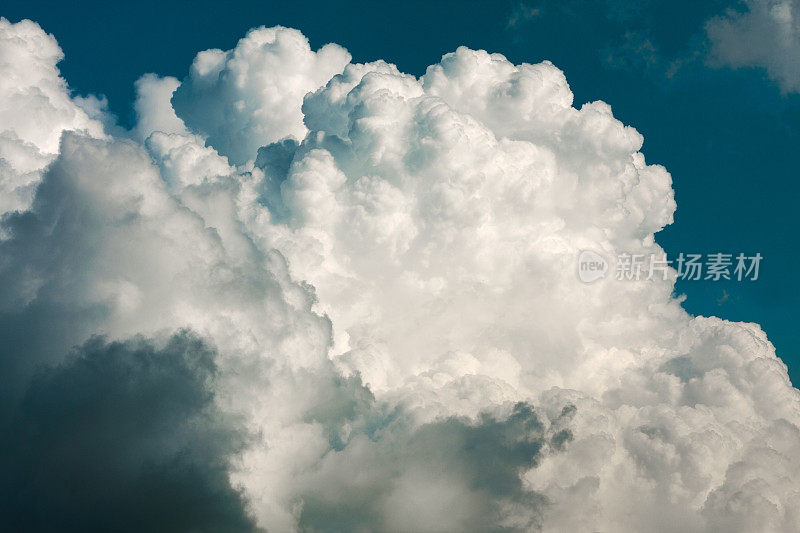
[707,0,800,92]
[1,17,799,533]
[133,73,190,141]
[171,26,350,165]
[0,18,105,216]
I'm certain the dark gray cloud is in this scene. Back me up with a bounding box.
[296,402,570,532]
[0,332,257,533]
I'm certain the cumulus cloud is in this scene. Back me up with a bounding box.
[707,0,800,92]
[171,26,350,165]
[0,17,105,215]
[1,16,799,533]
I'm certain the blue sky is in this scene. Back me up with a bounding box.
[5,0,798,382]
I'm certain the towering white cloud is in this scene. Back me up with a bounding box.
[0,17,105,216]
[240,46,798,531]
[1,17,798,533]
[707,0,800,93]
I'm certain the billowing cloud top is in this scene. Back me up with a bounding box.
[1,16,799,532]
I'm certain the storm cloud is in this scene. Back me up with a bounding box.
[0,332,256,532]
